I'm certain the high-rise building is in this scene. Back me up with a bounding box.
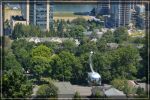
[134,4,146,29]
[21,0,53,31]
[95,0,110,15]
[110,3,132,27]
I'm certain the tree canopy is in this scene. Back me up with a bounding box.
[36,83,58,98]
[3,51,32,98]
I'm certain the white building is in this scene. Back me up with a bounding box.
[10,16,27,29]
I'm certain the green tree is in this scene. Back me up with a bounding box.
[79,53,90,82]
[62,39,77,53]
[89,21,97,31]
[111,78,126,91]
[96,38,107,52]
[36,83,58,98]
[29,25,41,37]
[114,27,128,43]
[12,23,24,39]
[57,20,64,37]
[111,79,136,95]
[102,30,115,43]
[3,51,32,98]
[31,56,52,78]
[69,25,85,38]
[111,45,139,79]
[31,45,53,79]
[72,17,88,28]
[43,42,60,53]
[73,92,81,100]
[93,52,112,82]
[79,40,97,54]
[136,87,145,96]
[140,29,149,84]
[95,90,102,98]
[51,51,83,81]
[12,24,42,39]
[11,39,34,71]
[31,45,52,59]
[15,48,30,70]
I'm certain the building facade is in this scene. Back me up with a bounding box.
[10,16,27,29]
[110,3,132,27]
[95,0,110,15]
[21,0,53,31]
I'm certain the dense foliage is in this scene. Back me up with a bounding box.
[3,17,147,98]
[3,50,32,98]
[73,92,82,100]
[36,83,58,98]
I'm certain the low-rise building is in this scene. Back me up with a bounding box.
[128,80,148,92]
[26,37,80,45]
[91,85,126,98]
[10,15,27,29]
[54,82,75,99]
[107,43,119,49]
[104,87,126,98]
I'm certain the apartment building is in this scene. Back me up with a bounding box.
[21,0,53,31]
[110,3,132,27]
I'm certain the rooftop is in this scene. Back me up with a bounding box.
[54,82,75,98]
[104,88,126,97]
[12,15,26,21]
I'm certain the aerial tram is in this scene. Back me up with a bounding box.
[87,51,101,86]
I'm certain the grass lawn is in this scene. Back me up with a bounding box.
[54,12,76,17]
[129,30,145,37]
[54,12,92,21]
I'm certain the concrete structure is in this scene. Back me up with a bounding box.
[73,85,92,97]
[21,0,53,31]
[21,0,29,25]
[10,16,27,29]
[54,82,75,98]
[110,3,132,27]
[95,0,110,15]
[104,87,126,98]
[91,84,126,98]
[107,43,119,49]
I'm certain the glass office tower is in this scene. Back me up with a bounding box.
[21,0,53,31]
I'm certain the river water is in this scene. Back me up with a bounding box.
[53,4,97,12]
[7,3,97,13]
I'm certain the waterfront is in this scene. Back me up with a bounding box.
[53,4,97,12]
[8,3,97,13]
